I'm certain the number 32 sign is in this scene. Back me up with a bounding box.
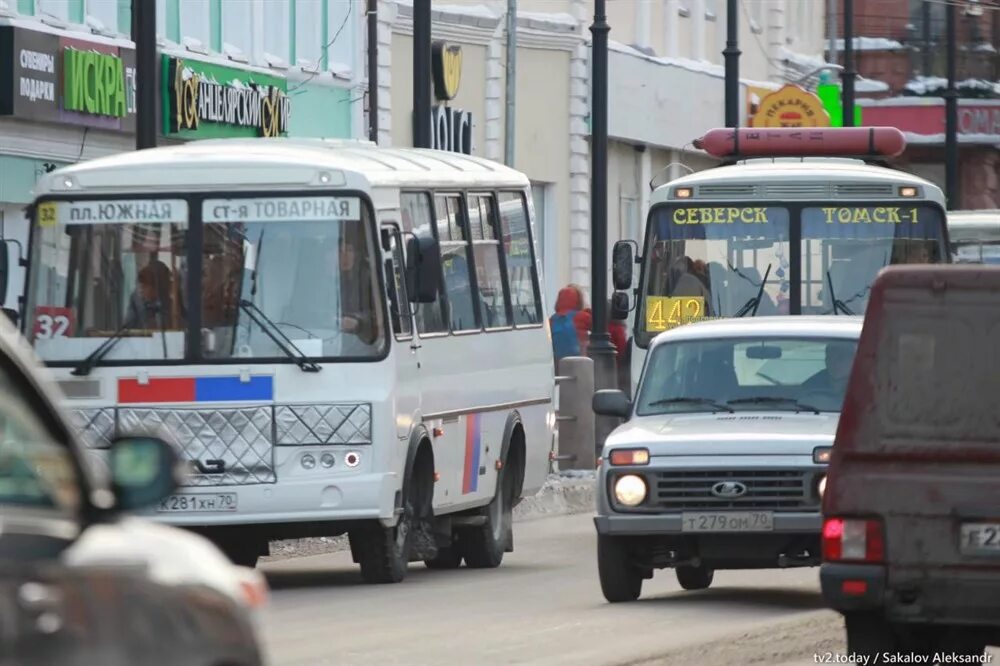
[33,307,75,340]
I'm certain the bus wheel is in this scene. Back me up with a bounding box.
[350,449,433,584]
[462,456,515,569]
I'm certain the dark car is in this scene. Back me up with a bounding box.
[0,318,265,666]
[821,265,1000,660]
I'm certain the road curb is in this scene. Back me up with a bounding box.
[263,474,597,563]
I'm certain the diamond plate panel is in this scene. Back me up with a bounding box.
[119,407,275,487]
[275,403,372,445]
[68,408,116,449]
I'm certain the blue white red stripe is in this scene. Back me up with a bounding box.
[118,376,273,404]
[462,413,482,494]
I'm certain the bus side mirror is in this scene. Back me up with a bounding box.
[611,291,630,320]
[405,232,441,304]
[0,240,9,307]
[612,241,633,290]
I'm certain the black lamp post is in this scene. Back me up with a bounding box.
[724,0,740,128]
[945,0,960,210]
[133,0,157,150]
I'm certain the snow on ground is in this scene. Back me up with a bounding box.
[263,471,597,562]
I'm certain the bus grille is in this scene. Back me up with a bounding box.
[834,183,896,197]
[650,469,817,510]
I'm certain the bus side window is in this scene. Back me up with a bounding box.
[400,192,448,335]
[497,191,543,325]
[436,194,480,332]
[468,193,512,329]
[382,225,412,338]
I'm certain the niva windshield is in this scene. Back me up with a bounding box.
[25,195,386,365]
[635,336,859,416]
[636,203,946,346]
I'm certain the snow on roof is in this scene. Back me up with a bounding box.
[904,76,1000,96]
[835,37,905,51]
[902,132,1000,147]
[517,10,578,31]
[856,78,890,93]
[609,40,725,78]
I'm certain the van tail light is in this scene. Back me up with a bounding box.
[822,517,885,563]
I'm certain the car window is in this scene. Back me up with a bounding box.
[0,370,80,512]
[636,336,858,415]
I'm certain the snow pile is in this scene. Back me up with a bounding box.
[856,77,890,93]
[262,471,597,563]
[904,76,1000,98]
[835,37,905,51]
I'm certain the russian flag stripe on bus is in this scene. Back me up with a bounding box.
[118,376,273,404]
[462,413,482,495]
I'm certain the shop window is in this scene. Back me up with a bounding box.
[468,195,512,329]
[436,195,479,332]
[401,193,447,335]
[179,0,211,50]
[498,191,543,326]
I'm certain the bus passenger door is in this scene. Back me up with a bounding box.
[381,225,421,444]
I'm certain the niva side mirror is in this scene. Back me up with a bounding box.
[108,435,182,512]
[593,389,631,419]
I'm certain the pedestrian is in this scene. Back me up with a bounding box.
[549,284,589,363]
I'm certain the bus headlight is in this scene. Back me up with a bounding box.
[614,474,647,507]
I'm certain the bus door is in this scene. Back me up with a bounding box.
[380,222,421,443]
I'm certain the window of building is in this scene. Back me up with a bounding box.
[36,0,70,21]
[221,0,253,59]
[436,195,479,332]
[327,0,356,71]
[180,0,211,50]
[262,0,290,64]
[498,191,543,326]
[382,225,412,338]
[401,193,447,335]
[85,0,119,32]
[295,0,323,67]
[468,194,512,329]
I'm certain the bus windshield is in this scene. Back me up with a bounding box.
[25,195,386,364]
[636,202,946,347]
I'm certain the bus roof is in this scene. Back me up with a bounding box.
[947,209,1000,229]
[32,139,530,196]
[650,159,944,207]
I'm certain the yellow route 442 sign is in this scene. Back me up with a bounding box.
[750,84,831,128]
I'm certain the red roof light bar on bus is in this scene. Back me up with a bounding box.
[693,127,907,160]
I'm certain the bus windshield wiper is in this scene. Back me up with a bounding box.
[727,396,821,414]
[71,310,143,377]
[825,270,854,315]
[735,264,772,317]
[238,300,320,372]
[647,397,734,413]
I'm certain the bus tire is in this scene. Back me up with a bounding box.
[351,443,434,584]
[461,446,518,569]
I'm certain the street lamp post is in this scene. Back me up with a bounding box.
[588,0,616,448]
[945,0,960,210]
[724,0,740,128]
[413,0,432,148]
[842,0,856,127]
[133,0,157,150]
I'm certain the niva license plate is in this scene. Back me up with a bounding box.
[681,511,774,532]
[157,493,238,513]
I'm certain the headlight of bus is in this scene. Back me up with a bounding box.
[614,474,647,507]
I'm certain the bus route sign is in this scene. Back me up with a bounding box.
[645,296,706,332]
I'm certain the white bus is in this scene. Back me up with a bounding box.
[611,128,951,393]
[947,209,1000,264]
[9,139,555,583]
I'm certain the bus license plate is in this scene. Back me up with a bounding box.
[157,493,238,513]
[681,511,774,532]
[959,523,1000,555]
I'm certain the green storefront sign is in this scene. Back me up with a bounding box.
[64,48,127,118]
[162,55,290,139]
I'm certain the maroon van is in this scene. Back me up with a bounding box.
[821,265,1000,660]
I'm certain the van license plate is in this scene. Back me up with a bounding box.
[681,511,774,532]
[157,493,238,513]
[959,523,1000,555]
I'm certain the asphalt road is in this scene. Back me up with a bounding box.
[259,513,840,666]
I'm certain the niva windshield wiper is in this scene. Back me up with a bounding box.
[238,300,320,372]
[647,397,734,413]
[825,270,854,315]
[735,264,772,318]
[727,396,821,414]
[72,310,144,377]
